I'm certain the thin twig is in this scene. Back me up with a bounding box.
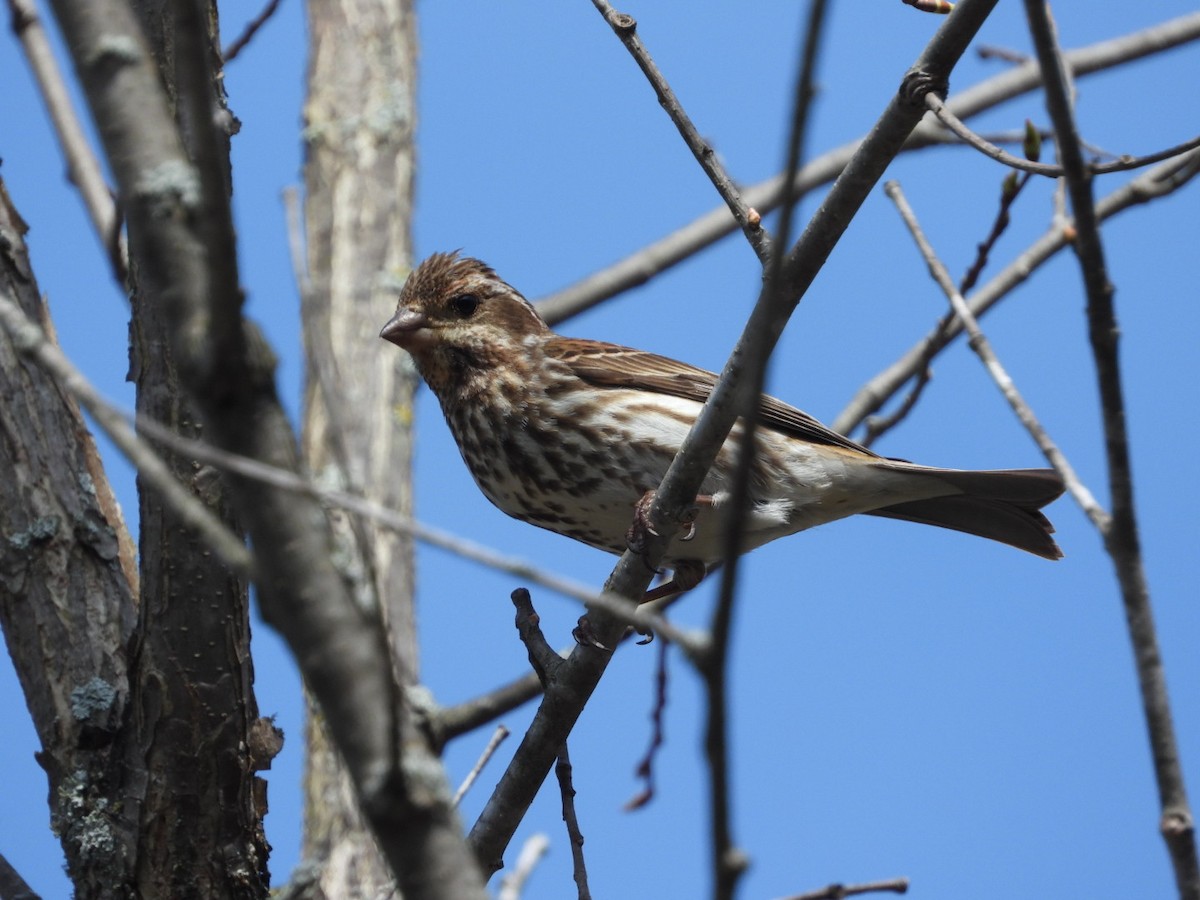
[431,673,542,751]
[775,876,910,900]
[883,180,1105,523]
[955,174,1032,296]
[555,745,591,900]
[454,725,511,807]
[6,0,127,281]
[496,834,550,900]
[977,44,1030,64]
[926,93,1200,176]
[1022,3,1200,897]
[0,286,254,575]
[859,342,942,447]
[624,637,670,811]
[864,144,1036,446]
[590,0,772,262]
[222,0,284,62]
[511,589,564,686]
[832,148,1200,437]
[434,617,690,752]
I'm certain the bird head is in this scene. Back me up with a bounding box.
[381,252,549,398]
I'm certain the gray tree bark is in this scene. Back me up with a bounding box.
[0,178,139,899]
[298,0,421,895]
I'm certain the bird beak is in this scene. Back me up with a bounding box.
[380,307,433,349]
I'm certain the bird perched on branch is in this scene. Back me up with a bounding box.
[381,252,1063,600]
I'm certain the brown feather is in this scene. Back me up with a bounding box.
[386,254,1067,565]
[546,338,874,455]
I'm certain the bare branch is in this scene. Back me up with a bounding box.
[863,154,1037,447]
[0,851,42,900]
[977,43,1030,64]
[222,0,283,62]
[6,0,127,280]
[624,638,670,812]
[512,588,565,685]
[883,180,1106,523]
[832,149,1200,436]
[454,726,511,807]
[431,673,542,750]
[775,876,911,900]
[496,834,550,900]
[590,0,772,262]
[926,92,1200,175]
[704,0,834,892]
[1022,3,1200,896]
[555,745,592,900]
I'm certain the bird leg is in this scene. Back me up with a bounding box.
[573,496,716,649]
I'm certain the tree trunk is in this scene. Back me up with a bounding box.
[123,2,270,896]
[299,0,419,894]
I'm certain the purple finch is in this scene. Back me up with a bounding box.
[381,253,1063,595]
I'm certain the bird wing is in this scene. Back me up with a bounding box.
[546,337,879,457]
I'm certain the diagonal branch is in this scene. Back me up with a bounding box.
[883,180,1105,523]
[0,851,41,900]
[7,0,127,280]
[590,0,772,261]
[832,148,1200,436]
[221,0,283,62]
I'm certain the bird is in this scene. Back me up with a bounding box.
[381,252,1064,600]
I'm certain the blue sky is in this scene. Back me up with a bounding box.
[2,2,1199,898]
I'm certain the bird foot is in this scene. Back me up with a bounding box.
[626,490,659,555]
[572,614,611,650]
[626,491,713,553]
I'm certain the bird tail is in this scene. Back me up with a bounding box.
[865,467,1066,560]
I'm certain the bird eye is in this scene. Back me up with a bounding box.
[450,293,480,318]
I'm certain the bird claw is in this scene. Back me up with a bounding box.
[679,505,699,542]
[572,615,610,650]
[626,490,660,554]
[627,493,707,551]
